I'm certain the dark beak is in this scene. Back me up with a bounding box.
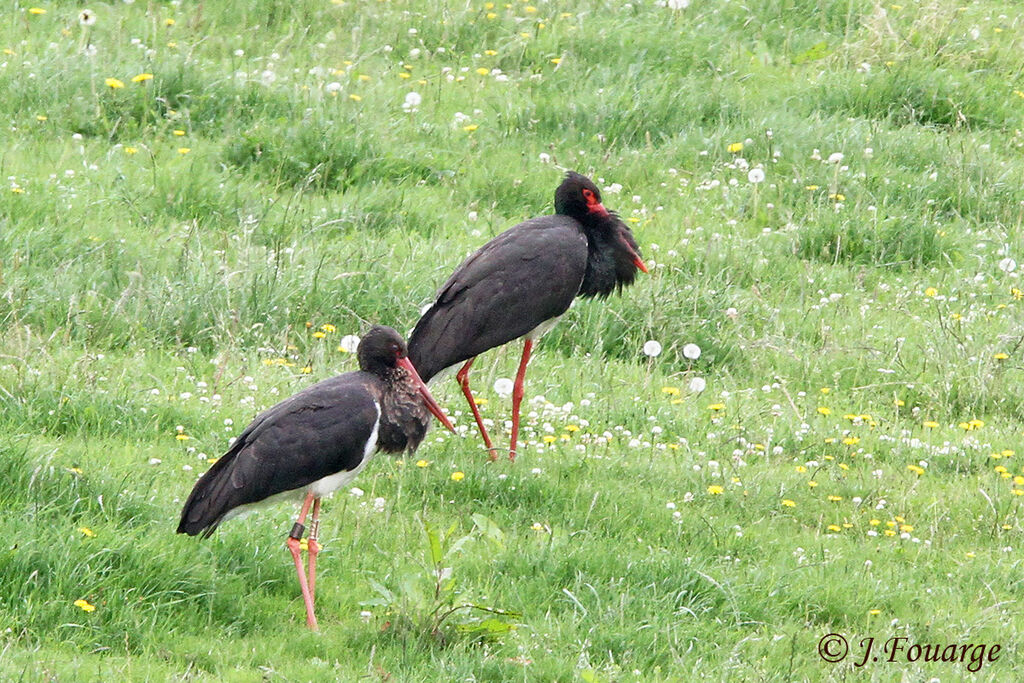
[397,357,456,433]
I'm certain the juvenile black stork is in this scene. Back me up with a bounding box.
[407,171,647,461]
[177,325,454,631]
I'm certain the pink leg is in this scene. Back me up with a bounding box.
[286,492,319,631]
[509,339,533,461]
[307,498,322,602]
[456,358,498,461]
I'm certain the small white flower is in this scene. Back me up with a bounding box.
[998,257,1017,273]
[493,378,513,396]
[682,343,701,360]
[667,0,689,8]
[79,9,97,26]
[339,334,360,352]
[827,152,844,164]
[642,340,662,357]
[747,168,765,184]
[350,487,365,497]
[325,81,342,93]
[688,377,707,393]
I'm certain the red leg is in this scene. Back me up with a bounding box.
[307,498,322,602]
[456,357,498,460]
[286,492,319,631]
[509,339,533,461]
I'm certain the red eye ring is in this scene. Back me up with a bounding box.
[582,188,595,201]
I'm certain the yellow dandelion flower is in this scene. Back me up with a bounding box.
[105,77,125,89]
[807,480,818,488]
[827,495,842,502]
[842,437,860,446]
[300,365,312,374]
[899,524,913,532]
[805,185,819,191]
[708,403,725,411]
[826,524,842,532]
[472,396,487,406]
[869,609,881,615]
[321,324,336,333]
[74,599,96,612]
[313,331,326,339]
[132,73,154,83]
[707,485,724,495]
[727,142,743,153]
[416,459,430,468]
[994,352,1009,360]
[924,287,938,297]
[484,49,498,56]
[907,464,925,476]
[165,18,175,26]
[869,519,880,526]
[1014,476,1024,486]
[28,7,47,15]
[475,67,490,76]
[965,551,975,558]
[175,434,190,441]
[524,5,537,12]
[884,529,897,537]
[817,406,831,415]
[172,129,186,136]
[542,435,557,444]
[828,193,845,201]
[894,399,905,406]
[550,57,562,64]
[781,499,796,508]
[177,147,191,155]
[923,420,939,428]
[795,465,806,473]
[486,12,497,19]
[36,115,47,121]
[124,146,138,155]
[565,424,580,433]
[349,94,362,101]
[398,72,411,79]
[451,471,465,481]
[463,124,479,132]
[78,527,96,538]
[661,387,680,396]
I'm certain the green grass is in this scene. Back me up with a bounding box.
[2,0,1024,680]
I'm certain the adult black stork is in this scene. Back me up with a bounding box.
[407,171,647,461]
[177,325,454,631]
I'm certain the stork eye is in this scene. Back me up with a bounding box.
[582,188,595,201]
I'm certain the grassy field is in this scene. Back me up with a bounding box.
[2,0,1024,680]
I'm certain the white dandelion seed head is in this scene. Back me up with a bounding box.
[79,9,97,26]
[747,168,765,184]
[998,257,1016,273]
[325,81,342,93]
[493,378,513,396]
[827,152,844,164]
[667,0,689,8]
[682,343,702,360]
[402,91,422,112]
[688,377,707,393]
[339,334,360,353]
[643,340,662,357]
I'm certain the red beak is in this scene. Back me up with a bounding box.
[633,254,649,273]
[397,357,456,433]
[589,202,611,218]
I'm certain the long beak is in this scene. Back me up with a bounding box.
[589,202,611,218]
[397,357,456,433]
[633,253,649,273]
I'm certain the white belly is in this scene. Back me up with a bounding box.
[221,402,380,522]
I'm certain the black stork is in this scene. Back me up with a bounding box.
[407,171,647,461]
[177,325,454,631]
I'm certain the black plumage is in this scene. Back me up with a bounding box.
[407,171,646,459]
[178,326,450,538]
